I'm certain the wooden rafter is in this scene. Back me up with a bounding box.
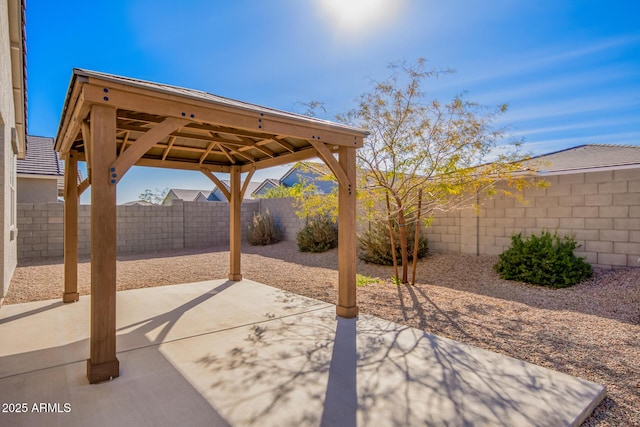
[271,137,296,153]
[199,140,216,165]
[111,117,188,184]
[216,142,236,164]
[119,130,130,155]
[161,136,176,161]
[224,145,255,163]
[240,147,318,172]
[236,136,274,158]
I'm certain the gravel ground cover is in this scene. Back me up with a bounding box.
[5,241,639,426]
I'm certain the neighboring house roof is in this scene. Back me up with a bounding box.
[252,179,280,197]
[121,200,155,206]
[208,180,262,201]
[17,135,83,197]
[17,136,63,177]
[280,161,331,183]
[279,161,337,194]
[527,144,640,174]
[165,189,210,202]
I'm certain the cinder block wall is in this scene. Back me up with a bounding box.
[17,168,639,269]
[16,198,301,262]
[255,197,305,241]
[425,168,640,269]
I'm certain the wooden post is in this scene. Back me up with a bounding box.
[62,150,79,303]
[87,104,120,383]
[337,146,357,318]
[229,166,242,281]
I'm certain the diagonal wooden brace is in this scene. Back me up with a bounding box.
[110,117,189,184]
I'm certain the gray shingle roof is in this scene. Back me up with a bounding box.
[168,189,210,202]
[17,135,63,177]
[527,144,640,173]
[208,181,262,200]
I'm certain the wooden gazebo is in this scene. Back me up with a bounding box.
[54,69,367,384]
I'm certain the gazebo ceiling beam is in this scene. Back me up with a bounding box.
[75,151,231,173]
[199,140,217,165]
[111,117,188,184]
[81,83,365,148]
[161,136,176,160]
[216,142,236,164]
[240,147,319,172]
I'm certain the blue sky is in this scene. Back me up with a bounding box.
[26,0,640,204]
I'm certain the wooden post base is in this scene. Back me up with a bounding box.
[336,305,358,318]
[87,358,120,384]
[228,273,242,281]
[62,292,79,303]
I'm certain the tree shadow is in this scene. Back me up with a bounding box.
[191,305,604,426]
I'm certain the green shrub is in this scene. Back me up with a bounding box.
[359,220,428,266]
[494,231,592,288]
[297,215,338,253]
[247,209,282,245]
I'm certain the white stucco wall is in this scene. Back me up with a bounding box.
[0,0,19,299]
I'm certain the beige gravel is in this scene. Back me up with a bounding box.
[5,241,640,426]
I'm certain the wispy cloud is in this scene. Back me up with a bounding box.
[448,35,640,90]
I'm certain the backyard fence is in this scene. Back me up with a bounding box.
[17,168,640,269]
[17,198,304,262]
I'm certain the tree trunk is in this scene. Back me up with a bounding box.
[397,208,409,284]
[385,193,399,281]
[411,190,423,285]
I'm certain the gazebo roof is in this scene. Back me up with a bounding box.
[54,69,367,174]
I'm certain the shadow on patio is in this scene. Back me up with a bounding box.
[0,279,604,427]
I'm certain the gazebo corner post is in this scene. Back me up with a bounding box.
[62,150,79,303]
[336,146,358,318]
[87,104,120,384]
[229,166,242,281]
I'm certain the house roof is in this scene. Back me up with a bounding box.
[527,144,640,174]
[17,136,63,177]
[167,189,210,202]
[280,161,332,182]
[209,180,262,200]
[121,200,155,206]
[252,179,280,196]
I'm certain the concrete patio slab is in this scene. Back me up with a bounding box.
[0,279,605,427]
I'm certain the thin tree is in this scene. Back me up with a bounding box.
[341,59,537,284]
[139,187,169,205]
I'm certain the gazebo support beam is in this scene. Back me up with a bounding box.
[62,150,79,303]
[229,166,242,281]
[87,104,120,384]
[336,146,358,318]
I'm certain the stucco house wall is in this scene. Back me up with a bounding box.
[0,0,26,300]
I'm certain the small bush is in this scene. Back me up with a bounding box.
[494,231,592,288]
[297,216,338,253]
[359,220,428,266]
[247,210,282,245]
